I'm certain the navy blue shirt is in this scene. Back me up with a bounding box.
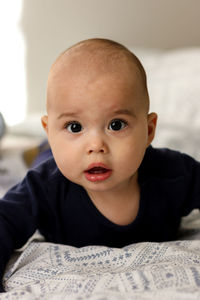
[0,146,200,291]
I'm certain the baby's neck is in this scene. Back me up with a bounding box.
[86,176,140,226]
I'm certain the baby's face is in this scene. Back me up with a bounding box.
[42,65,157,195]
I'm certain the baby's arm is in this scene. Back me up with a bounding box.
[0,170,41,292]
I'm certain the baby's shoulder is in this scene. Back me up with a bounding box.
[27,156,65,185]
[140,146,199,180]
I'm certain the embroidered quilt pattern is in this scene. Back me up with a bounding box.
[2,240,200,299]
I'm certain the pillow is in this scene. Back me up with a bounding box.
[133,48,200,160]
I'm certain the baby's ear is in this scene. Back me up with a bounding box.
[147,112,157,146]
[41,115,48,133]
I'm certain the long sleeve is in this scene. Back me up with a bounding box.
[0,168,45,291]
[0,157,65,292]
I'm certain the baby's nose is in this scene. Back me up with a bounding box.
[86,133,108,154]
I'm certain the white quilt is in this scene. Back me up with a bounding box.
[2,239,200,300]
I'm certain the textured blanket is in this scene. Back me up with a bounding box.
[2,239,200,300]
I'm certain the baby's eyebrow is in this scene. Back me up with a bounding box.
[57,109,136,120]
[57,112,80,119]
[113,109,136,117]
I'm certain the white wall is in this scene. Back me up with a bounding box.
[3,0,200,122]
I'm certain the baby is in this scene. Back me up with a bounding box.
[0,38,200,292]
[41,38,157,226]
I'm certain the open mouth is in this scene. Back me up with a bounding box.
[87,167,109,174]
[84,164,112,182]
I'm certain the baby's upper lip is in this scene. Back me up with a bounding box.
[85,162,111,172]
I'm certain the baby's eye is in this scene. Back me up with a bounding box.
[108,119,127,131]
[65,121,83,133]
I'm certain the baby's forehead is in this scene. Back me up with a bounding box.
[47,40,149,112]
[50,41,143,81]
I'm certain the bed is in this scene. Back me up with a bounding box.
[1,47,200,299]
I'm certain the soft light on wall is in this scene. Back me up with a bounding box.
[0,0,26,126]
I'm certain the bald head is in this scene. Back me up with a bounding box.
[47,38,149,112]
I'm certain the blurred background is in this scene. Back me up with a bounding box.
[0,0,200,127]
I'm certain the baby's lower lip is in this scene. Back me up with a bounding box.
[84,167,112,182]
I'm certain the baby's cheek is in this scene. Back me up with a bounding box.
[58,163,78,183]
[52,149,74,175]
[113,142,134,158]
[114,143,144,169]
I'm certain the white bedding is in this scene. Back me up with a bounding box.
[1,210,200,299]
[2,239,200,300]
